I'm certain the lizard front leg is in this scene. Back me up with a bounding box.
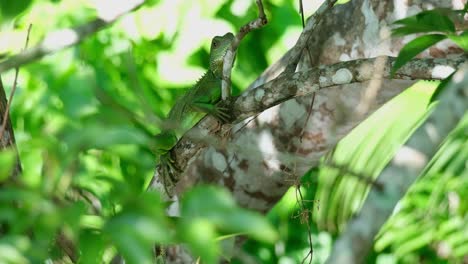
[191,95,232,123]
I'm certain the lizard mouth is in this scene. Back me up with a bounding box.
[210,50,229,77]
[210,33,234,77]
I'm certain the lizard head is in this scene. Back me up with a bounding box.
[209,32,234,78]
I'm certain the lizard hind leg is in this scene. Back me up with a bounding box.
[158,152,181,193]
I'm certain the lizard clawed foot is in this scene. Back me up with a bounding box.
[158,152,181,194]
[213,103,233,123]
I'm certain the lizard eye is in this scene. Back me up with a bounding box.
[212,40,218,48]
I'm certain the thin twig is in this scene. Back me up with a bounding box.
[296,2,315,262]
[232,113,259,135]
[0,0,144,73]
[221,0,268,100]
[283,0,338,75]
[283,161,315,264]
[299,92,315,143]
[298,0,317,143]
[299,0,306,28]
[0,24,32,141]
[56,230,78,262]
[297,185,314,264]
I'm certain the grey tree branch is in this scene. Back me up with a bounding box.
[0,0,145,74]
[221,0,268,100]
[150,56,466,198]
[232,56,465,121]
[325,65,468,264]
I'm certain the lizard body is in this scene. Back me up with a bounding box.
[154,33,234,188]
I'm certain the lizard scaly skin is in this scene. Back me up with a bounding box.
[154,33,234,191]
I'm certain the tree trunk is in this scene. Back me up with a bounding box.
[151,0,464,211]
[151,0,466,261]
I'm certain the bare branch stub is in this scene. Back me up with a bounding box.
[221,0,268,100]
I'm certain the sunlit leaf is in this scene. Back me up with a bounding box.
[391,34,447,76]
[392,9,456,36]
[429,73,455,103]
[0,236,30,264]
[78,229,106,264]
[448,30,468,51]
[0,0,32,18]
[104,192,173,263]
[180,186,278,243]
[0,149,15,182]
[179,219,219,264]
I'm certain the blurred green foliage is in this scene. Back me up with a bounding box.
[0,0,295,262]
[0,0,467,263]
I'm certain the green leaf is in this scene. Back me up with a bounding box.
[179,219,219,264]
[395,227,434,257]
[391,34,447,76]
[392,9,456,36]
[105,221,153,264]
[80,215,105,230]
[0,149,16,182]
[181,186,237,218]
[0,236,30,264]
[104,192,173,264]
[63,122,150,151]
[153,131,178,154]
[180,186,278,243]
[78,230,106,264]
[429,73,454,104]
[143,0,160,6]
[448,30,468,51]
[0,0,32,18]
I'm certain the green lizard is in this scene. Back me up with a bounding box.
[154,32,234,190]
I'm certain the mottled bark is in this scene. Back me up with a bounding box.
[152,0,465,205]
[152,0,467,262]
[0,77,22,179]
